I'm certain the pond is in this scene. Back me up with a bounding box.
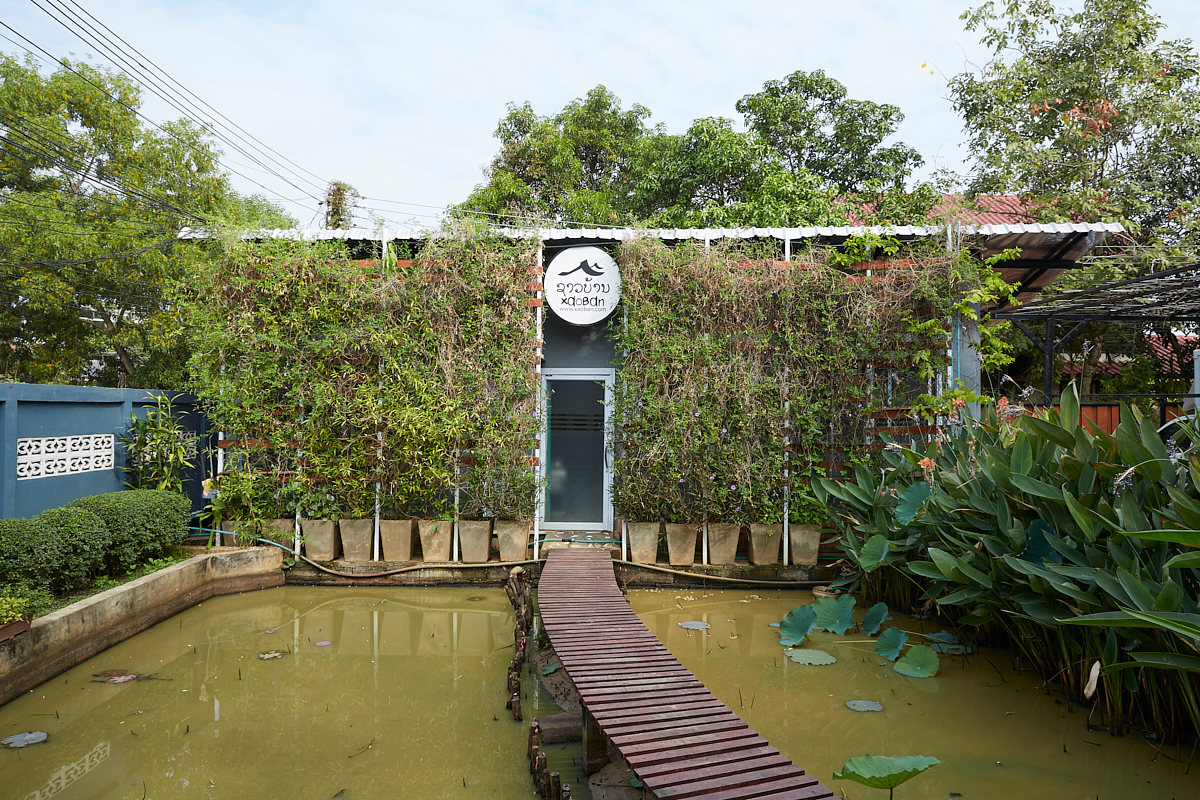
[4,584,1198,800]
[629,587,1200,800]
[0,587,574,800]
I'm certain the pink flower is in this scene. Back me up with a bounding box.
[918,457,936,471]
[952,397,966,409]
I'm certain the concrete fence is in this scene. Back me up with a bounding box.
[0,383,212,519]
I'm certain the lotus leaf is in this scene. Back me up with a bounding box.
[929,643,971,655]
[845,700,884,712]
[834,754,940,793]
[862,602,889,636]
[678,621,710,630]
[859,534,889,572]
[778,606,817,646]
[895,482,931,525]
[875,627,907,661]
[785,648,837,665]
[895,644,940,678]
[923,631,958,645]
[813,594,856,636]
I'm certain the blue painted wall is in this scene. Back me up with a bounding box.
[0,384,212,519]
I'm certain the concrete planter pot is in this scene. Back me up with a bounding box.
[380,519,415,561]
[262,519,296,548]
[418,520,452,562]
[748,524,783,565]
[665,523,699,566]
[458,520,493,563]
[495,521,530,562]
[338,518,375,561]
[706,523,741,565]
[627,522,661,564]
[790,523,821,566]
[303,519,339,561]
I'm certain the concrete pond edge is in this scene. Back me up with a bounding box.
[0,546,284,708]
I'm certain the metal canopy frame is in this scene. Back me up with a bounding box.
[993,262,1200,403]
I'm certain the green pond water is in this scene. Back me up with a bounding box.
[628,587,1200,800]
[0,587,573,800]
[4,584,1200,800]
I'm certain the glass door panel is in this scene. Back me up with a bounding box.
[545,379,605,524]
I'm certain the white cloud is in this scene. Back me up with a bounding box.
[6,0,1199,226]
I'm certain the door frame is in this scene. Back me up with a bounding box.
[539,367,615,532]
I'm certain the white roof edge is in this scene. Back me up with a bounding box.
[176,221,1124,242]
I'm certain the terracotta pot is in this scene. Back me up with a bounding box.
[665,523,698,566]
[790,523,821,566]
[458,520,493,563]
[749,524,783,565]
[495,521,530,562]
[380,519,415,561]
[626,522,661,564]
[418,520,452,562]
[303,519,339,561]
[339,518,375,561]
[0,619,31,643]
[706,523,741,565]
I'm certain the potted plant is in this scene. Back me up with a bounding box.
[789,488,827,566]
[418,517,453,562]
[335,481,377,562]
[457,517,493,563]
[747,487,785,566]
[300,487,341,561]
[459,448,538,564]
[378,498,416,562]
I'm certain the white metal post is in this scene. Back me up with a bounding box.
[782,236,790,566]
[533,238,545,560]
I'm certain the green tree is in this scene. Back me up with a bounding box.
[628,117,845,227]
[736,69,924,193]
[0,54,293,386]
[458,85,652,225]
[950,0,1200,241]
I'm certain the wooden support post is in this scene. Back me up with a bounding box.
[581,706,609,775]
[529,745,539,774]
[561,784,572,800]
[550,771,562,800]
[511,691,522,721]
[528,722,539,760]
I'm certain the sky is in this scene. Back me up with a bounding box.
[4,0,1200,230]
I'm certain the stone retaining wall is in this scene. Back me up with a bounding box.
[0,547,283,707]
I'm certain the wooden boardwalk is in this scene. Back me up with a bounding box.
[537,547,835,800]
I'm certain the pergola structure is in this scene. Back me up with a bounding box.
[993,262,1200,406]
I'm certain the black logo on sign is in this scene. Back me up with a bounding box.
[557,259,605,277]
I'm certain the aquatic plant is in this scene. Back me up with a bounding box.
[833,754,940,799]
[817,382,1200,741]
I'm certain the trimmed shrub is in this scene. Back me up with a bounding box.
[0,582,56,620]
[0,507,110,593]
[69,490,190,573]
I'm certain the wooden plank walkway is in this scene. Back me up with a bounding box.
[537,547,835,800]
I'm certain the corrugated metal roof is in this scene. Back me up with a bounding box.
[177,221,1122,243]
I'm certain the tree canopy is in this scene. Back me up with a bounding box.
[950,0,1200,241]
[457,73,927,228]
[0,54,292,387]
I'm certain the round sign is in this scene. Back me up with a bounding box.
[544,246,621,326]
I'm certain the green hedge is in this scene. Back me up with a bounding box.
[68,490,190,573]
[0,507,110,593]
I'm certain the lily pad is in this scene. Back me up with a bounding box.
[895,644,941,678]
[785,648,837,665]
[678,621,710,630]
[875,627,907,662]
[259,650,286,660]
[845,700,884,712]
[541,662,563,676]
[895,481,932,525]
[923,630,959,645]
[778,606,817,646]
[813,594,856,636]
[2,731,48,749]
[834,754,940,790]
[862,602,890,636]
